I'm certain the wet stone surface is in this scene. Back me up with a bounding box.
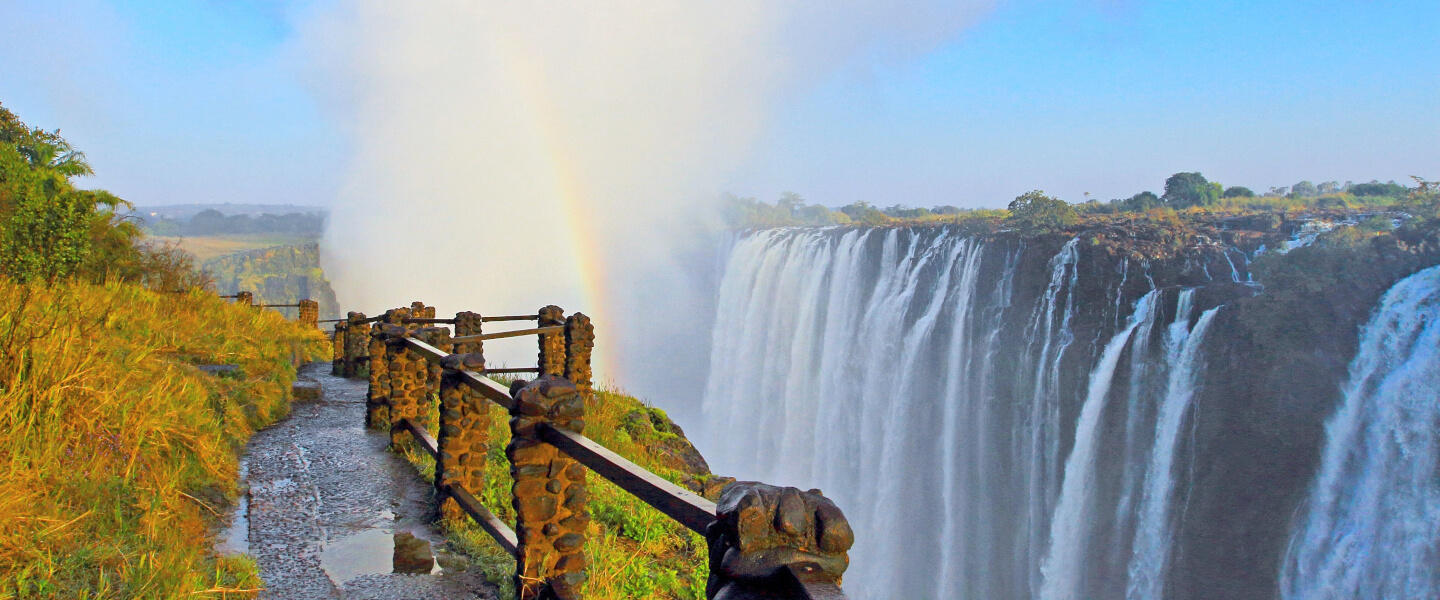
[241,363,496,599]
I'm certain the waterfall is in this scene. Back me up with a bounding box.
[1040,290,1159,600]
[701,228,1227,598]
[1126,296,1220,600]
[1281,265,1440,600]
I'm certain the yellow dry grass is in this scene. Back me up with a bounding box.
[0,280,328,599]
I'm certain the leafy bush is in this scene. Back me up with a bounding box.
[1162,172,1223,208]
[1007,190,1078,234]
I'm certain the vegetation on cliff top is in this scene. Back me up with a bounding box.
[726,171,1434,234]
[0,282,328,599]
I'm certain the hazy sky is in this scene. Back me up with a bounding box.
[2,0,1434,211]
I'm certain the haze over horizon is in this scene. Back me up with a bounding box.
[2,0,1434,210]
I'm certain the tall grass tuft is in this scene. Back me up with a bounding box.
[0,280,327,599]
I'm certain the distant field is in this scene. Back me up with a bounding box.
[152,234,320,261]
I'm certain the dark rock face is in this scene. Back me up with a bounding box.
[704,216,1440,599]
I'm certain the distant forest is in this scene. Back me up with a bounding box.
[142,209,326,236]
[727,173,1430,230]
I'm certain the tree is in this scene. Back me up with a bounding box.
[777,191,804,217]
[1119,191,1161,212]
[1162,172,1222,208]
[1222,186,1256,198]
[1290,181,1319,198]
[1351,180,1409,197]
[1007,190,1078,234]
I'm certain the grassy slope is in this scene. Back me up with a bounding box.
[0,281,328,599]
[397,385,712,600]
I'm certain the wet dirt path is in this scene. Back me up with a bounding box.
[238,363,496,599]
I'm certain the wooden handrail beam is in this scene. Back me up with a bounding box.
[402,338,450,364]
[481,315,539,322]
[403,318,458,324]
[260,304,302,308]
[450,325,563,344]
[392,418,439,460]
[538,423,718,534]
[457,370,516,412]
[447,484,520,557]
[483,367,541,374]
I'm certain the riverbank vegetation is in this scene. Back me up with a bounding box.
[0,101,330,598]
[0,283,328,599]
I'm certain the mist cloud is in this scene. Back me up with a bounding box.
[296,1,998,410]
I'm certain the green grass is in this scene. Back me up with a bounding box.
[0,280,329,599]
[395,384,709,600]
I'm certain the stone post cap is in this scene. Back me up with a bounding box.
[507,374,585,434]
[439,352,486,371]
[373,323,411,342]
[346,311,367,324]
[706,482,854,592]
[412,326,452,347]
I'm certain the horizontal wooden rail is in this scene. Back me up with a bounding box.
[538,423,718,534]
[450,325,563,344]
[402,338,516,411]
[447,484,520,557]
[260,303,301,308]
[481,315,539,322]
[403,317,457,324]
[483,367,541,374]
[392,418,440,461]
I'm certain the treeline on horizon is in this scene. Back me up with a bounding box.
[726,171,1431,230]
[142,209,326,237]
[0,102,210,289]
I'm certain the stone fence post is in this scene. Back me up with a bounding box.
[413,326,452,399]
[332,323,347,376]
[705,483,854,599]
[563,313,594,401]
[375,324,426,446]
[365,309,407,429]
[508,375,589,600]
[346,312,371,379]
[537,305,565,376]
[235,291,253,307]
[436,351,488,521]
[297,299,319,328]
[454,311,484,355]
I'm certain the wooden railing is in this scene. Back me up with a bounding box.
[223,291,320,328]
[330,302,854,600]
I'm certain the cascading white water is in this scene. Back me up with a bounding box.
[1040,290,1157,599]
[1126,296,1220,600]
[1281,265,1440,600]
[702,228,1226,598]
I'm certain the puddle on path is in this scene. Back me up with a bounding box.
[320,525,441,585]
[217,459,249,556]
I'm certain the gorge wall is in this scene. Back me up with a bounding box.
[699,218,1439,600]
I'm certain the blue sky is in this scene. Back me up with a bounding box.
[1,0,1435,210]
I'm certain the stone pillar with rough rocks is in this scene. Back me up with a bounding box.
[412,326,452,399]
[508,375,588,600]
[380,323,429,447]
[345,312,371,379]
[436,352,488,521]
[454,311,484,356]
[537,305,565,377]
[332,323,347,376]
[297,299,319,328]
[704,482,854,599]
[235,291,253,307]
[563,313,594,400]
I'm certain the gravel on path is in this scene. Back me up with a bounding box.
[233,362,498,600]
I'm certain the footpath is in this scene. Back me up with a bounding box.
[229,362,497,599]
